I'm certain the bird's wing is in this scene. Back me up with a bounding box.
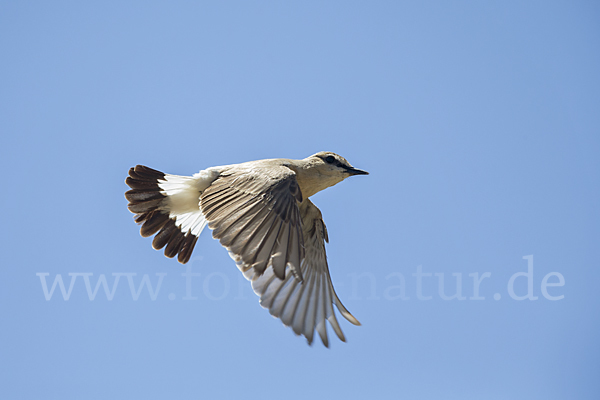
[250,199,361,347]
[200,164,305,281]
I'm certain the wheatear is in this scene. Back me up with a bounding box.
[125,152,368,347]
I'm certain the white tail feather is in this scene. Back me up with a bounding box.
[157,168,220,236]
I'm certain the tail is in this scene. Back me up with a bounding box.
[125,165,211,264]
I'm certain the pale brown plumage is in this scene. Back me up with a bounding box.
[125,151,368,346]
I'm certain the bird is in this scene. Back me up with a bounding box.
[124,151,368,347]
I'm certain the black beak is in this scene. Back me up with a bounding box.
[345,167,369,176]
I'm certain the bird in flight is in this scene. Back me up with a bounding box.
[124,151,368,347]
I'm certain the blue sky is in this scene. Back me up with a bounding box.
[1,1,599,399]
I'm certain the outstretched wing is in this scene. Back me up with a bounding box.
[200,164,305,281]
[250,199,360,347]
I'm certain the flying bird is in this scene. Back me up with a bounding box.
[124,152,368,347]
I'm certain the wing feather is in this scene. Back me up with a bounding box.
[291,264,314,338]
[200,165,304,281]
[250,199,360,347]
[248,217,284,276]
[303,269,319,345]
[315,272,329,347]
[271,222,290,279]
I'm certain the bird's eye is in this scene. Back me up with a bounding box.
[325,155,335,164]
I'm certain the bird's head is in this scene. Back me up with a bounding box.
[309,151,369,177]
[294,152,368,197]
